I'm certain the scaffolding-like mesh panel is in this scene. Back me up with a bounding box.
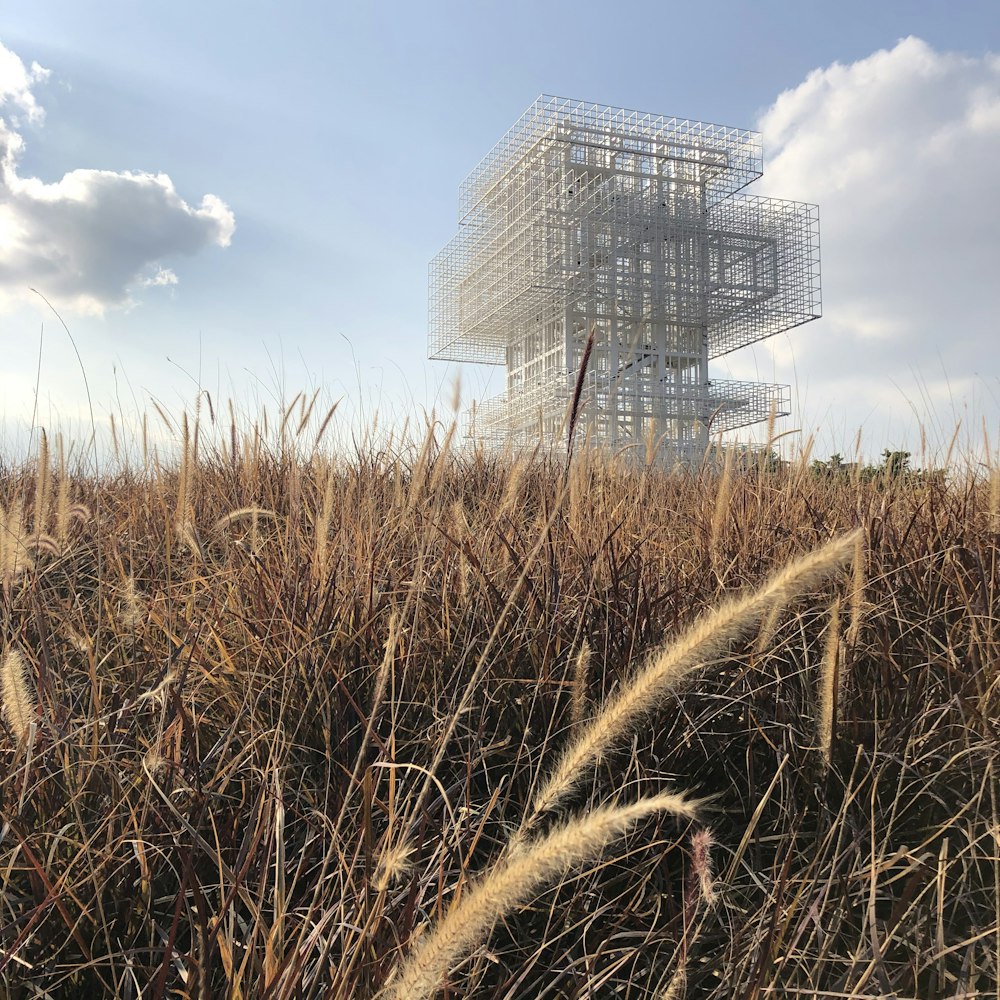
[471,373,789,445]
[430,95,819,454]
[706,195,821,355]
[459,95,762,222]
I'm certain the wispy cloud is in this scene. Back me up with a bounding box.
[0,39,235,315]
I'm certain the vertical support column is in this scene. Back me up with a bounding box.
[694,166,711,457]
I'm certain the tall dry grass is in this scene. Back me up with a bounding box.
[0,408,997,999]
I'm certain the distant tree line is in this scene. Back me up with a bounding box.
[810,449,945,484]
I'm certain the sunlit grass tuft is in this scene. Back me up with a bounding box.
[0,407,995,998]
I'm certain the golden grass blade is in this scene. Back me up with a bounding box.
[386,792,700,1000]
[527,530,862,824]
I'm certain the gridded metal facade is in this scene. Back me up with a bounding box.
[429,95,821,456]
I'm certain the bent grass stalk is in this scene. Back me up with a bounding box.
[385,792,700,1000]
[522,530,861,832]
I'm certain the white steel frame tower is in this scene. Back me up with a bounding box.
[429,96,821,460]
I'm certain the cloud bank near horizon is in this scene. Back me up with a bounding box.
[0,39,234,316]
[739,36,1000,452]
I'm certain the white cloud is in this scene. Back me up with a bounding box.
[141,266,179,288]
[0,39,235,315]
[0,43,49,124]
[731,37,1000,457]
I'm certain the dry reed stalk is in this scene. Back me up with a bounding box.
[658,826,716,1000]
[709,446,735,560]
[386,792,699,1000]
[285,459,301,531]
[296,388,319,437]
[405,426,437,511]
[314,399,340,447]
[689,826,716,906]
[1,647,35,742]
[758,400,779,476]
[53,471,90,553]
[569,639,593,726]
[428,421,458,497]
[120,575,146,630]
[645,419,658,467]
[0,500,56,589]
[752,601,783,656]
[335,613,401,834]
[990,465,1000,533]
[55,433,71,547]
[175,411,192,532]
[311,467,337,584]
[109,411,120,460]
[817,598,841,769]
[212,507,280,534]
[794,433,816,484]
[844,530,866,653]
[33,429,50,538]
[566,324,596,465]
[0,500,32,590]
[498,456,528,519]
[524,531,861,826]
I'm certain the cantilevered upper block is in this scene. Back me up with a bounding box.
[429,95,821,455]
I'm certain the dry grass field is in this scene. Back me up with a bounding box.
[1,409,998,998]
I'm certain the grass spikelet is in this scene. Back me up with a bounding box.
[52,436,91,550]
[752,600,783,656]
[212,506,280,534]
[990,464,1000,532]
[566,323,596,464]
[119,575,146,629]
[175,410,193,533]
[526,531,861,824]
[709,446,734,560]
[311,466,337,583]
[386,792,700,1000]
[498,456,528,519]
[844,530,866,651]
[314,398,340,447]
[569,639,592,726]
[374,839,415,892]
[689,826,716,907]
[176,520,203,556]
[758,399,779,475]
[0,499,35,590]
[33,429,51,538]
[817,598,841,769]
[136,669,178,707]
[55,433,71,545]
[1,647,35,742]
[658,827,717,1000]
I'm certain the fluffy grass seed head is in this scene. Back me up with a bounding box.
[1,647,35,743]
[527,530,862,824]
[386,792,700,1000]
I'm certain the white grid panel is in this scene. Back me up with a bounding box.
[430,95,817,455]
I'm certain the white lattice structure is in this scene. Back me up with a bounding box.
[429,95,821,459]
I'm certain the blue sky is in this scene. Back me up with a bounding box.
[2,1,999,462]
